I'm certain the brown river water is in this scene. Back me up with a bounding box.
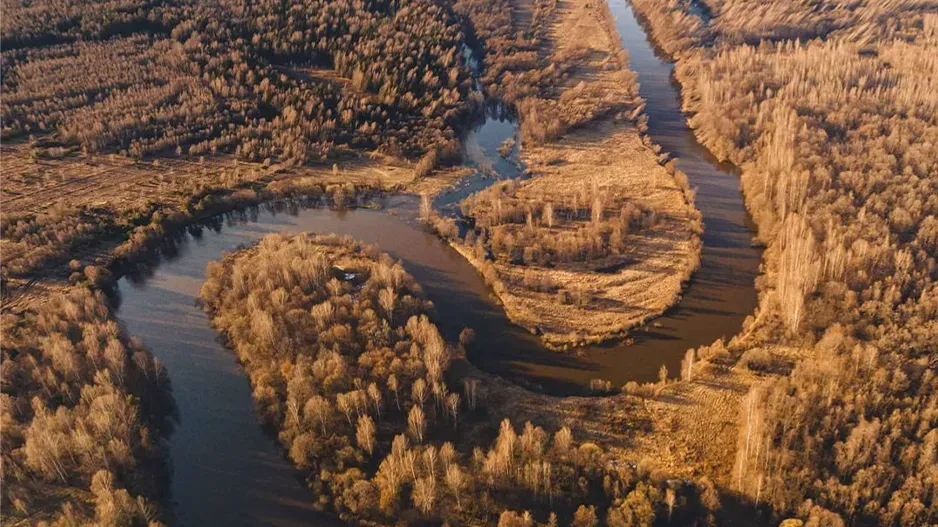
[113,1,760,523]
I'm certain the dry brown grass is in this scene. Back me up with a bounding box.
[481,343,802,487]
[452,0,700,349]
[0,143,423,216]
[0,141,469,313]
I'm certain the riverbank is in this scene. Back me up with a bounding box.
[196,232,715,525]
[0,141,476,313]
[620,1,938,524]
[448,0,702,349]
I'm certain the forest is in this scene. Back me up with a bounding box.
[0,277,177,524]
[629,0,938,524]
[198,233,716,525]
[1,0,475,163]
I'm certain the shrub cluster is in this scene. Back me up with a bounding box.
[460,179,661,267]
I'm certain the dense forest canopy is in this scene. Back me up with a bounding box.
[199,234,717,525]
[630,0,938,525]
[1,0,476,162]
[0,282,177,524]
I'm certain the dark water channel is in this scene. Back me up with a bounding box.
[113,1,760,523]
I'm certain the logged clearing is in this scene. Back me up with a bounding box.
[0,141,470,313]
[451,0,700,348]
[1,143,422,216]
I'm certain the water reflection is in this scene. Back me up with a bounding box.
[113,2,762,522]
[435,102,525,213]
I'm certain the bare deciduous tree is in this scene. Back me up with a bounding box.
[446,392,460,428]
[408,405,426,443]
[357,415,376,455]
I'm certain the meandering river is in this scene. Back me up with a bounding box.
[114,1,759,523]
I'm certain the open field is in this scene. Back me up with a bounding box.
[1,145,420,217]
[488,360,751,484]
[0,140,480,314]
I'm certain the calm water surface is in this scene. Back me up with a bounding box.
[114,2,760,523]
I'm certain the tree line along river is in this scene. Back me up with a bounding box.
[114,1,760,523]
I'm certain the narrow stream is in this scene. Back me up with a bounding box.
[113,2,760,523]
